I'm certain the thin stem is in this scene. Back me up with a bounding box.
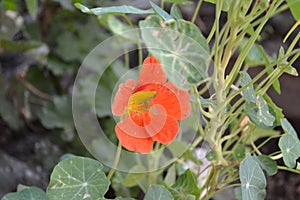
[107,143,122,180]
[278,166,300,174]
[271,153,283,160]
[192,0,203,23]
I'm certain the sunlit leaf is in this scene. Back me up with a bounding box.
[150,2,174,22]
[144,185,174,200]
[279,133,300,168]
[240,71,256,103]
[256,95,275,127]
[253,155,278,176]
[140,16,210,89]
[170,4,183,20]
[122,165,146,187]
[47,156,110,200]
[75,3,154,15]
[25,0,38,19]
[2,187,47,200]
[286,0,300,20]
[233,144,246,161]
[239,153,266,200]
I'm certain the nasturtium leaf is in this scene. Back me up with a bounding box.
[286,0,300,20]
[2,187,47,200]
[281,118,298,137]
[144,185,174,200]
[205,150,217,161]
[279,133,300,168]
[245,101,276,129]
[164,164,176,185]
[204,0,232,11]
[240,71,256,103]
[75,3,154,15]
[239,40,265,67]
[256,95,275,127]
[39,95,74,137]
[150,2,174,22]
[239,153,266,200]
[253,155,278,176]
[47,156,110,200]
[171,169,200,199]
[122,165,146,187]
[234,187,242,200]
[170,4,183,20]
[233,144,246,161]
[278,47,298,76]
[25,0,37,19]
[140,15,209,89]
[165,0,192,4]
[263,94,284,125]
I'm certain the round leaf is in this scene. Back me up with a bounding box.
[279,133,300,168]
[144,185,174,200]
[2,187,47,200]
[47,156,110,200]
[253,155,278,176]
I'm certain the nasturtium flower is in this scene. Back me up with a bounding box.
[112,56,191,154]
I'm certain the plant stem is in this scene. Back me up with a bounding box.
[107,142,122,180]
[278,166,300,174]
[192,0,203,23]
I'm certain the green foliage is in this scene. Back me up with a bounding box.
[150,2,174,21]
[233,144,246,161]
[140,15,210,89]
[47,156,110,200]
[170,4,183,20]
[2,186,47,200]
[239,153,266,200]
[286,0,300,20]
[240,71,256,103]
[253,155,278,176]
[144,185,174,200]
[25,0,38,19]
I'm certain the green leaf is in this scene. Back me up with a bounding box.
[285,65,299,76]
[204,0,232,11]
[2,187,47,200]
[150,2,174,22]
[263,94,284,126]
[75,3,154,15]
[240,71,256,103]
[281,118,298,137]
[144,185,174,200]
[164,164,176,185]
[122,165,146,187]
[239,39,265,67]
[25,0,38,19]
[205,150,217,161]
[106,15,137,41]
[165,0,192,4]
[47,156,110,200]
[278,47,298,76]
[0,39,41,53]
[170,4,183,20]
[279,133,300,168]
[239,153,266,200]
[39,95,74,137]
[233,144,246,161]
[286,0,300,20]
[140,16,210,89]
[171,169,200,199]
[234,187,242,200]
[253,155,278,176]
[256,95,275,127]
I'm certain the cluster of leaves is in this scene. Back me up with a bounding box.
[1,0,300,200]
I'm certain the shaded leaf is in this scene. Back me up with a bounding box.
[150,2,174,22]
[75,3,154,15]
[204,0,232,11]
[239,153,266,200]
[253,155,278,176]
[2,187,47,200]
[122,165,146,187]
[144,185,174,200]
[47,156,110,200]
[205,150,217,161]
[279,133,300,168]
[281,118,298,137]
[256,95,275,127]
[164,164,176,186]
[240,71,256,103]
[140,16,210,89]
[234,187,242,200]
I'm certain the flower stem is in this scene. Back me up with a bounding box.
[107,142,122,180]
[192,0,203,24]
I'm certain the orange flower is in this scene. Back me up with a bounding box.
[112,56,191,153]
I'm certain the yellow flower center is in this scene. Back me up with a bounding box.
[127,91,157,114]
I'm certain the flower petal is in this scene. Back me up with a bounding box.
[136,56,167,88]
[112,79,135,116]
[151,82,191,120]
[115,125,153,154]
[152,116,179,144]
[117,115,151,138]
[144,104,168,135]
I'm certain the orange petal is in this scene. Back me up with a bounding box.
[136,56,167,88]
[152,116,179,144]
[115,125,153,154]
[112,79,135,116]
[151,82,191,120]
[117,115,151,138]
[144,104,167,136]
